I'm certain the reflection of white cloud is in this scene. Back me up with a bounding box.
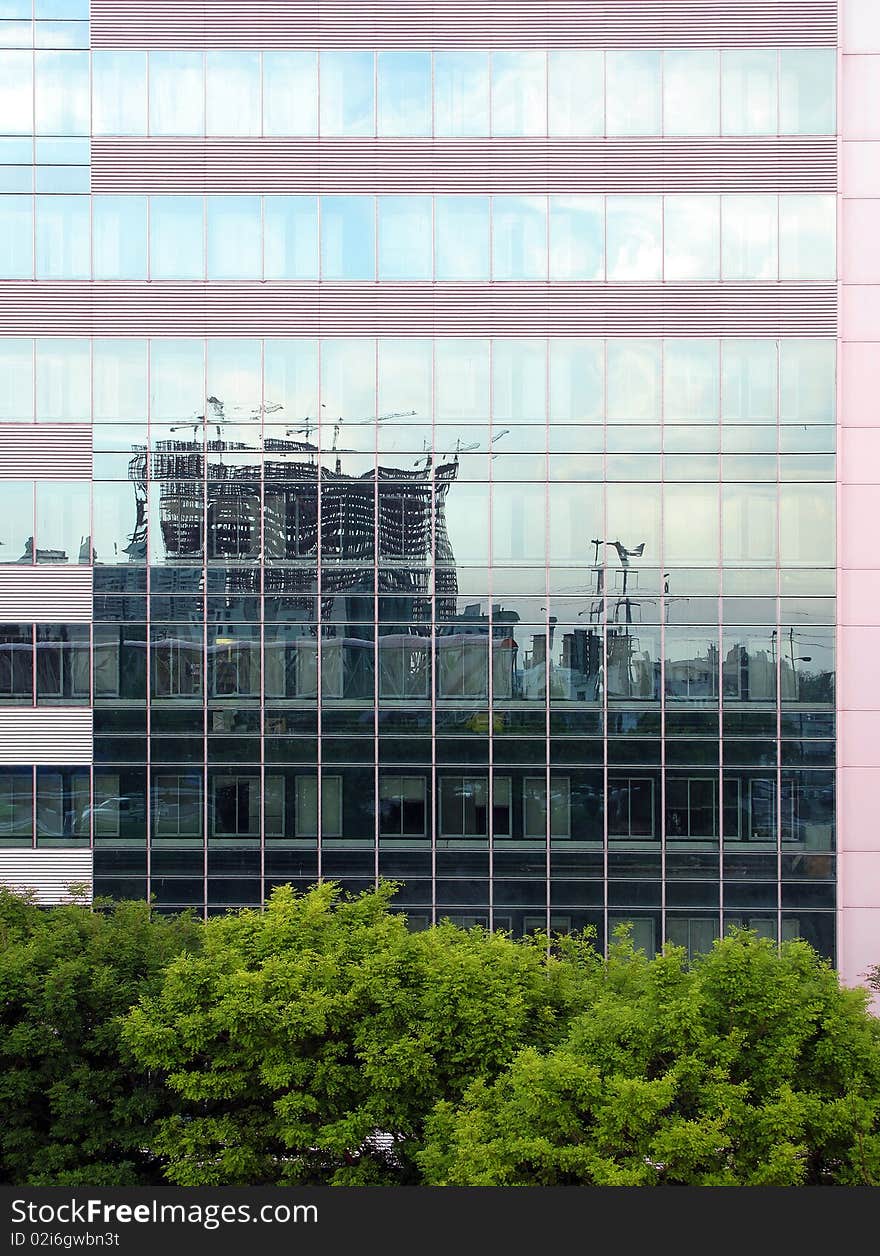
[491,52,545,136]
[434,52,489,136]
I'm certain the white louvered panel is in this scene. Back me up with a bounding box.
[0,850,93,905]
[0,709,93,765]
[0,282,838,337]
[0,567,93,621]
[89,1,837,48]
[91,136,838,196]
[0,425,92,480]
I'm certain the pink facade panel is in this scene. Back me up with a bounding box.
[839,852,880,909]
[841,340,880,422]
[840,428,880,481]
[837,710,880,769]
[839,285,880,339]
[839,485,880,567]
[841,55,880,138]
[837,628,880,708]
[841,142,880,197]
[839,569,880,624]
[842,0,880,51]
[841,200,880,284]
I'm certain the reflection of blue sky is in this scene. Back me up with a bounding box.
[320,51,373,136]
[378,196,432,279]
[434,51,489,136]
[377,51,431,136]
[491,51,545,136]
[206,51,260,136]
[321,196,374,280]
[263,51,317,135]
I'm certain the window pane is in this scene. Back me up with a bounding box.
[149,51,204,136]
[664,485,719,564]
[321,196,375,280]
[548,50,603,136]
[779,484,835,566]
[263,51,318,135]
[150,196,205,280]
[722,340,777,422]
[607,340,661,421]
[264,339,319,425]
[206,196,262,279]
[722,50,777,135]
[94,339,148,420]
[35,50,89,134]
[549,195,603,280]
[664,340,719,422]
[92,50,147,136]
[35,195,90,279]
[36,480,90,563]
[378,195,432,279]
[606,51,661,135]
[435,51,489,137]
[607,196,662,280]
[491,50,545,136]
[0,482,33,564]
[435,195,489,280]
[0,339,33,420]
[35,338,90,420]
[492,195,546,280]
[779,194,836,280]
[435,339,489,421]
[205,51,260,136]
[721,195,777,280]
[493,338,545,422]
[377,51,431,136]
[150,339,205,420]
[264,196,319,279]
[0,50,33,134]
[549,339,604,422]
[664,195,720,280]
[320,51,374,137]
[0,195,32,278]
[723,484,777,564]
[780,340,835,423]
[93,195,148,280]
[780,48,835,135]
[663,49,719,136]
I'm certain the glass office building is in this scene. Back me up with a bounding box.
[0,0,876,982]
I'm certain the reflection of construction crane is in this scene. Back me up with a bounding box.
[329,410,418,472]
[415,435,479,468]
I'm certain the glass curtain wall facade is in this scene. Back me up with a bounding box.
[0,0,845,963]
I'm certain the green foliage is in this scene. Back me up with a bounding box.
[120,882,598,1185]
[418,931,880,1186]
[0,891,201,1186]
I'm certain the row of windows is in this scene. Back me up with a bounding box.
[82,47,836,138]
[0,477,836,568]
[0,337,836,425]
[0,192,838,281]
[0,767,835,846]
[0,622,836,706]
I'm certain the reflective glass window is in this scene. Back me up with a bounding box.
[92,51,148,135]
[0,768,33,839]
[663,49,719,135]
[93,195,148,280]
[320,51,374,136]
[436,339,489,422]
[35,337,90,420]
[664,195,720,280]
[0,195,32,278]
[93,479,145,566]
[150,196,205,280]
[721,195,777,280]
[0,482,33,564]
[35,195,90,279]
[779,194,836,280]
[549,339,604,422]
[780,340,836,423]
[606,51,661,135]
[722,340,777,422]
[0,50,33,133]
[149,51,205,136]
[263,51,318,135]
[150,338,205,421]
[264,195,319,280]
[378,195,433,280]
[547,50,603,136]
[492,195,546,280]
[723,484,777,565]
[607,340,661,421]
[607,197,662,280]
[0,624,32,703]
[722,50,777,135]
[434,51,489,137]
[0,339,32,420]
[780,48,835,135]
[35,50,89,133]
[491,50,546,136]
[36,480,90,563]
[549,195,603,280]
[377,51,431,136]
[264,339,319,427]
[664,340,719,423]
[94,339,148,421]
[780,484,835,566]
[206,51,260,136]
[435,195,489,280]
[321,196,375,280]
[206,196,262,280]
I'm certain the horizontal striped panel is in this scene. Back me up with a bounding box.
[0,567,93,622]
[0,708,93,765]
[90,1,837,48]
[0,850,93,905]
[91,136,838,196]
[0,281,838,337]
[0,425,92,480]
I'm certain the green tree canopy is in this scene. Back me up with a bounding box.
[418,931,880,1186]
[121,882,599,1185]
[0,890,201,1186]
